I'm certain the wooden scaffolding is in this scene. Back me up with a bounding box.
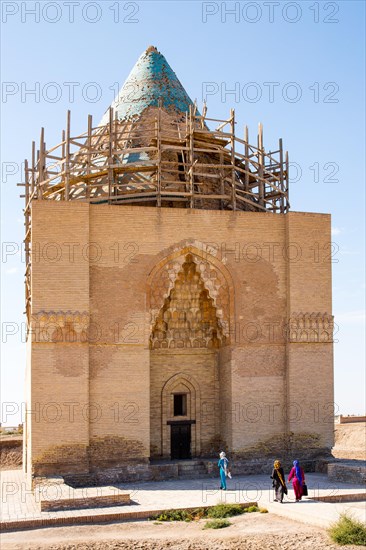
[19,105,289,323]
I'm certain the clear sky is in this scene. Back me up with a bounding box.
[1,1,365,425]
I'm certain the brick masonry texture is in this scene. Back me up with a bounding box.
[26,203,334,480]
[327,462,366,485]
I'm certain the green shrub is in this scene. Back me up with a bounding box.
[247,505,260,513]
[203,518,231,529]
[151,503,261,523]
[207,503,245,518]
[152,508,207,522]
[152,509,188,521]
[328,514,366,546]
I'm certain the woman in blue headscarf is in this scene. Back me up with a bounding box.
[288,460,305,501]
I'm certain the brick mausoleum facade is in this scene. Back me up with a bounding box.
[23,47,334,484]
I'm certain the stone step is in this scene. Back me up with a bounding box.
[178,467,207,474]
[178,472,212,479]
[178,471,207,477]
[178,462,205,469]
[178,464,206,470]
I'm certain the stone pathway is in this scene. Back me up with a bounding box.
[0,469,365,530]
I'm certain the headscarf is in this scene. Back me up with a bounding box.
[274,459,285,487]
[293,460,302,485]
[219,451,227,470]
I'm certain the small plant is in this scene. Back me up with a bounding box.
[328,513,366,546]
[153,509,189,521]
[247,505,260,513]
[259,508,268,513]
[203,518,231,529]
[189,508,207,521]
[151,508,208,522]
[207,503,245,518]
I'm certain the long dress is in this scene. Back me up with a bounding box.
[271,467,286,502]
[288,466,305,500]
[218,457,228,490]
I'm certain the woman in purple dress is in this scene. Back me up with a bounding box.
[288,460,305,501]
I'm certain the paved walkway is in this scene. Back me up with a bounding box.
[0,469,365,530]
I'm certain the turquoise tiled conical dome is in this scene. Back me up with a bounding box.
[101,46,195,124]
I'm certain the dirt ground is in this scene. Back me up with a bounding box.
[1,513,364,550]
[0,436,22,470]
[332,422,366,460]
[1,424,365,549]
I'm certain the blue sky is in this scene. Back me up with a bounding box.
[1,1,365,424]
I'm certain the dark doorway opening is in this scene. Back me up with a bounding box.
[170,423,191,459]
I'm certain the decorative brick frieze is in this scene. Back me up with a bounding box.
[31,311,89,343]
[288,312,334,343]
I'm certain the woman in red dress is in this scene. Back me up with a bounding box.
[288,460,305,501]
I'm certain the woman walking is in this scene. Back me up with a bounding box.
[288,459,305,501]
[270,460,287,503]
[218,451,229,490]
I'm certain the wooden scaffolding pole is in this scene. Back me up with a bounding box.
[258,123,264,207]
[286,150,289,211]
[189,105,194,208]
[24,157,31,323]
[279,138,284,213]
[230,109,236,210]
[38,127,44,199]
[108,107,113,204]
[244,125,249,211]
[24,159,30,264]
[65,110,71,200]
[86,114,92,200]
[156,100,162,207]
[38,128,45,199]
[219,147,224,210]
[61,129,65,199]
[114,111,119,197]
[61,130,65,158]
[31,141,35,195]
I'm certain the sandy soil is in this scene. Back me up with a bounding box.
[333,422,366,460]
[1,514,364,550]
[0,437,22,470]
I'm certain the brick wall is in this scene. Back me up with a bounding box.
[27,203,333,478]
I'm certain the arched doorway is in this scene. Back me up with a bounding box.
[149,253,229,459]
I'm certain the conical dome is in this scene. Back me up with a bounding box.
[100,46,196,124]
[28,47,289,215]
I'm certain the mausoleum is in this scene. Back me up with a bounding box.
[21,47,334,484]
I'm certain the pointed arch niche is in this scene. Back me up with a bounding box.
[148,248,233,459]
